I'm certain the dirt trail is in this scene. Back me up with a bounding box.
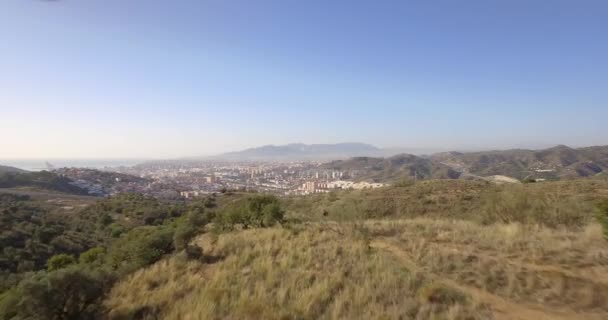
[371,239,605,320]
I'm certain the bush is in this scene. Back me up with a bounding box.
[215,195,284,230]
[173,224,198,252]
[107,227,174,274]
[3,266,115,320]
[522,177,537,183]
[0,289,20,320]
[47,254,76,271]
[109,223,127,238]
[79,247,106,265]
[173,208,212,252]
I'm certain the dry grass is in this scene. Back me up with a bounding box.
[284,179,608,226]
[366,219,608,319]
[104,219,608,319]
[105,226,488,319]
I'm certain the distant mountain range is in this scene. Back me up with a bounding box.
[209,142,608,182]
[211,143,385,161]
[430,144,608,180]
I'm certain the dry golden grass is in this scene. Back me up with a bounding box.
[365,219,608,319]
[105,226,489,320]
[104,219,608,320]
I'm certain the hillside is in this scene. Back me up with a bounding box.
[0,190,216,318]
[1,179,608,319]
[214,143,383,161]
[319,144,608,183]
[53,168,151,196]
[432,145,608,180]
[103,179,608,320]
[322,154,461,182]
[0,166,26,174]
[0,171,88,195]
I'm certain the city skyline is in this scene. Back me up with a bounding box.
[2,0,608,158]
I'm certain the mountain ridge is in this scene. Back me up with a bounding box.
[321,144,608,182]
[211,142,384,161]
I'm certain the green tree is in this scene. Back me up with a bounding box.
[7,266,115,320]
[214,195,284,230]
[47,254,76,271]
[247,195,284,227]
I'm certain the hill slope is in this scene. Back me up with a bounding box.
[0,165,27,174]
[431,145,608,179]
[322,154,461,182]
[0,171,88,195]
[104,179,608,320]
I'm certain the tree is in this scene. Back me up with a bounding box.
[47,254,76,271]
[8,266,115,320]
[247,195,284,227]
[214,195,284,230]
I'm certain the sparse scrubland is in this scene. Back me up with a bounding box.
[102,178,608,320]
[3,178,608,319]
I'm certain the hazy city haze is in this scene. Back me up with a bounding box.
[1,0,607,158]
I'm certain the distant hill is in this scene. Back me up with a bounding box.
[430,144,608,180]
[318,144,608,182]
[0,171,88,195]
[322,154,461,182]
[213,143,383,161]
[0,165,27,174]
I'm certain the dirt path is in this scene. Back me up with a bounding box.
[370,239,605,320]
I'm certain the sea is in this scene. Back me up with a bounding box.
[0,159,147,171]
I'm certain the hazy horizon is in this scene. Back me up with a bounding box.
[2,1,607,158]
[0,141,604,163]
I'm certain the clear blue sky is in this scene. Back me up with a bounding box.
[1,0,607,158]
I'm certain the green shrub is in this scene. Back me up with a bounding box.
[47,254,76,271]
[214,195,284,230]
[108,226,174,273]
[3,266,115,320]
[109,223,127,238]
[0,288,20,320]
[173,224,198,252]
[79,247,106,265]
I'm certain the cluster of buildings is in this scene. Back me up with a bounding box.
[105,160,387,198]
[55,167,181,198]
[296,180,386,195]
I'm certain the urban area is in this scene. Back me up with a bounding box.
[52,161,386,199]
